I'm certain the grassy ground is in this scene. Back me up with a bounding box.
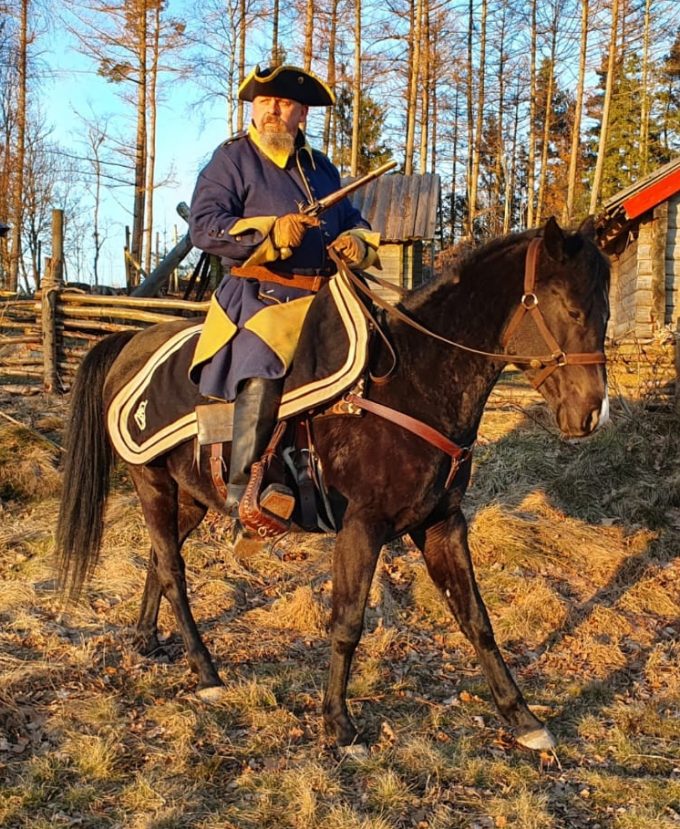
[0,384,679,828]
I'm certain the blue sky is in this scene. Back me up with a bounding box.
[41,6,332,287]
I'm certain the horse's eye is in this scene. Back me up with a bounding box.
[568,309,584,324]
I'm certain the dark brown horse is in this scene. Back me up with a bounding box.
[56,218,610,753]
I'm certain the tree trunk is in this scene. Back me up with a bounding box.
[468,0,487,235]
[492,4,507,237]
[639,0,652,175]
[564,0,589,224]
[350,0,361,176]
[464,0,473,234]
[8,0,29,293]
[272,0,281,64]
[504,84,520,234]
[129,0,148,290]
[304,0,314,71]
[526,0,537,228]
[144,0,160,276]
[590,0,619,214]
[451,88,459,243]
[323,0,338,156]
[536,6,558,226]
[237,0,246,131]
[404,0,421,176]
[419,0,430,175]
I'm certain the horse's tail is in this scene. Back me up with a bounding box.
[56,330,136,600]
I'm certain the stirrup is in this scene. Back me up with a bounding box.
[260,484,295,521]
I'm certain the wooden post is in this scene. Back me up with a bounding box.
[41,209,65,393]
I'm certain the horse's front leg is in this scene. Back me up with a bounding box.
[411,512,555,751]
[130,468,222,697]
[323,519,384,748]
[134,490,208,657]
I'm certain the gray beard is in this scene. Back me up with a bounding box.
[259,130,295,156]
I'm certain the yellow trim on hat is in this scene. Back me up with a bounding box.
[244,295,316,368]
[239,64,335,105]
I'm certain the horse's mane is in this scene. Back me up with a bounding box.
[403,227,541,313]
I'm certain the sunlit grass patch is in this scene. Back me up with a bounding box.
[120,773,168,814]
[0,423,61,502]
[579,772,680,827]
[485,786,555,828]
[268,584,328,636]
[364,767,414,818]
[322,803,395,829]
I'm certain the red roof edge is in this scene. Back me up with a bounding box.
[622,166,680,220]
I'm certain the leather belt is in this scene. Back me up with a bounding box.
[230,264,330,293]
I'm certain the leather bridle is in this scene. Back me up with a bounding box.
[500,238,606,389]
[330,237,606,389]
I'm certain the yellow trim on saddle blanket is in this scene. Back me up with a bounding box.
[108,324,204,464]
[107,273,369,465]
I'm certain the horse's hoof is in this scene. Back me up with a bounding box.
[337,742,369,760]
[516,726,556,751]
[195,685,229,704]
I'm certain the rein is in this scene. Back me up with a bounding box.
[321,236,605,489]
[329,238,606,390]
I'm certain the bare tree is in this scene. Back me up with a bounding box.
[404,0,422,175]
[536,3,559,226]
[564,0,589,224]
[467,0,487,235]
[526,0,538,228]
[590,0,620,214]
[8,0,30,292]
[350,0,361,176]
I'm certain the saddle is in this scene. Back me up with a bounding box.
[196,393,359,544]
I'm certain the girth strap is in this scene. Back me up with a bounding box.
[345,393,472,488]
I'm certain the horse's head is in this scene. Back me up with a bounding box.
[504,216,610,439]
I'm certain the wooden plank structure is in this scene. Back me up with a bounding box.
[348,173,440,299]
[597,158,680,407]
[598,156,680,339]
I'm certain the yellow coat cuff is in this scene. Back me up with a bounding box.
[341,229,382,270]
[229,216,282,266]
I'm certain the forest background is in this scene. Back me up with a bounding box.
[2,0,680,293]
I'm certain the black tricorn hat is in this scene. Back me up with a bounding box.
[238,64,335,106]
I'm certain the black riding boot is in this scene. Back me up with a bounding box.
[226,377,292,555]
[226,376,282,513]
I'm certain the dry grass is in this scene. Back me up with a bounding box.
[1,388,680,828]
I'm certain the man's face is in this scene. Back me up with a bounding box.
[252,96,308,138]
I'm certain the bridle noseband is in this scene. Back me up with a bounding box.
[500,238,606,389]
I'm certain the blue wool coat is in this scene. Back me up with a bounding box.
[189,129,368,274]
[188,129,370,401]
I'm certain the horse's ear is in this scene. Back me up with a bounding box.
[542,216,566,262]
[577,214,597,240]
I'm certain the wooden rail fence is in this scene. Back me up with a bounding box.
[0,209,207,395]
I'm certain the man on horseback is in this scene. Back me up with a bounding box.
[188,63,379,543]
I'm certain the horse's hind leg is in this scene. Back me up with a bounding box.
[411,512,555,751]
[130,468,222,694]
[323,519,384,749]
[135,489,208,656]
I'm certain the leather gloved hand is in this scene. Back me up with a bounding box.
[329,234,367,268]
[272,213,319,250]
